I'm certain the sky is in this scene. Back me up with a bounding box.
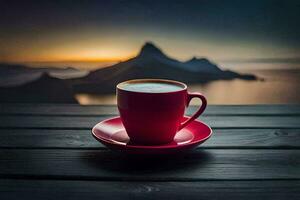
[0,0,300,68]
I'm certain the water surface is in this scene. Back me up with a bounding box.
[76,69,300,105]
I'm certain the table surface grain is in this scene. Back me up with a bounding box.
[0,104,299,200]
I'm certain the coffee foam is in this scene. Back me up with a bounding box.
[120,82,184,93]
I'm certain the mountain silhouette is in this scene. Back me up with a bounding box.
[0,42,257,101]
[0,63,87,87]
[0,72,77,103]
[73,42,256,93]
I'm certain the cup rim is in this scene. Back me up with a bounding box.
[117,79,187,94]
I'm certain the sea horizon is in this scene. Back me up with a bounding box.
[6,59,300,72]
[1,60,299,105]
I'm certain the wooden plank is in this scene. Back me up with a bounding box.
[0,179,299,200]
[0,149,299,180]
[0,115,299,129]
[1,104,300,116]
[0,129,299,149]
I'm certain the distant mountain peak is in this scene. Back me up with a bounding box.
[184,57,221,72]
[187,57,209,63]
[85,41,256,85]
[138,42,166,57]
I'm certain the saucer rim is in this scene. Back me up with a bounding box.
[92,116,213,149]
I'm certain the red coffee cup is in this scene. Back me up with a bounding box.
[117,79,207,145]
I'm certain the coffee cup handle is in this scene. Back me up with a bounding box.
[179,92,207,130]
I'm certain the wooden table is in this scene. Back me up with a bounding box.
[0,104,299,199]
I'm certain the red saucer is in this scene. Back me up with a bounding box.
[92,116,212,154]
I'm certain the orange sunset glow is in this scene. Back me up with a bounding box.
[1,24,300,70]
[2,36,300,70]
